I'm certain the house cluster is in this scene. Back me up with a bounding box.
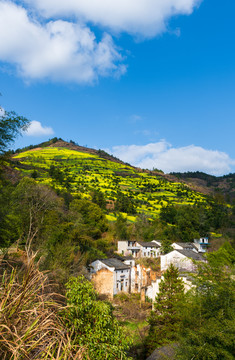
[89,238,208,301]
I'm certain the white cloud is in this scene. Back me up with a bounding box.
[0,1,125,83]
[23,0,201,37]
[0,107,5,116]
[109,141,235,176]
[25,120,54,136]
[0,0,202,82]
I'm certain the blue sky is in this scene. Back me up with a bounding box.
[0,0,235,175]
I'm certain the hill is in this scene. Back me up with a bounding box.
[11,139,209,221]
[170,171,235,203]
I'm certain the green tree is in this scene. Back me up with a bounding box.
[115,192,136,214]
[63,276,131,360]
[160,204,177,224]
[114,213,130,240]
[0,104,30,248]
[12,177,58,248]
[91,189,106,209]
[145,264,185,356]
[70,199,108,239]
[0,180,17,248]
[0,107,29,155]
[160,238,173,254]
[177,245,235,360]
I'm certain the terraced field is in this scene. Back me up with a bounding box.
[13,143,208,220]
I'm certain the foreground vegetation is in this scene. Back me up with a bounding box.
[1,244,234,360]
[0,252,131,360]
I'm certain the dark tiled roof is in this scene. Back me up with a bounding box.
[101,258,130,270]
[176,250,205,261]
[176,242,196,249]
[138,241,160,248]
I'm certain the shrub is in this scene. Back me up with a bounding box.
[63,276,131,360]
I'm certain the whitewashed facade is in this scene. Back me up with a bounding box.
[160,249,205,272]
[89,259,131,295]
[117,240,160,258]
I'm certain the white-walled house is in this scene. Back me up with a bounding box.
[160,249,206,272]
[89,258,131,296]
[117,240,160,258]
[193,237,209,252]
[172,242,198,252]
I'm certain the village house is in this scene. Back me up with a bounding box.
[89,257,159,300]
[193,237,209,252]
[160,249,206,272]
[117,240,161,258]
[172,238,209,253]
[89,258,131,299]
[172,242,198,252]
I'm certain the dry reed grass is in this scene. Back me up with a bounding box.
[0,252,86,360]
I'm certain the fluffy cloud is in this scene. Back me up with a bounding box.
[109,141,235,176]
[0,1,125,83]
[25,121,54,136]
[23,0,201,37]
[0,0,201,82]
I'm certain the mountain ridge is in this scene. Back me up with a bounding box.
[12,138,235,203]
[11,138,211,221]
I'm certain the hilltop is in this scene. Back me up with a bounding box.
[11,138,210,221]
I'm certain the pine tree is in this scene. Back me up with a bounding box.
[145,264,185,355]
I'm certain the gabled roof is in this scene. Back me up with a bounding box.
[100,258,130,270]
[176,249,205,261]
[175,242,196,249]
[138,241,160,248]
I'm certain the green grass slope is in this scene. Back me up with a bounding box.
[12,140,208,220]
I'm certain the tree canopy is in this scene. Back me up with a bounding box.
[145,264,185,356]
[63,276,131,360]
[0,107,29,155]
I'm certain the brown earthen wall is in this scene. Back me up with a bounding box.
[91,268,114,300]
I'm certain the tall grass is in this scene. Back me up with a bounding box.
[0,253,86,360]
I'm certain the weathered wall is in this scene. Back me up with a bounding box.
[160,251,196,272]
[91,268,114,300]
[130,264,158,294]
[117,241,130,256]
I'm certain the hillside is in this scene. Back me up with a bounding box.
[170,171,235,203]
[11,139,209,221]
